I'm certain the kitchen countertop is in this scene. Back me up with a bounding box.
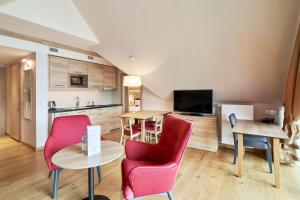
[48,104,122,113]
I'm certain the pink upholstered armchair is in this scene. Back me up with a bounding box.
[44,115,104,199]
[121,115,193,200]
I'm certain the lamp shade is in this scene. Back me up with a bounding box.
[123,76,142,87]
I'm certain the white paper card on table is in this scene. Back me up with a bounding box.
[86,125,101,156]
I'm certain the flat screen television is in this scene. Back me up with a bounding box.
[173,90,213,115]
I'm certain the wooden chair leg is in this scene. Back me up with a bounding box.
[120,133,124,145]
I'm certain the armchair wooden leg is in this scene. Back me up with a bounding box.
[167,191,174,200]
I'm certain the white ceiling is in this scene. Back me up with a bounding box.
[0,0,99,50]
[74,0,300,103]
[0,0,300,105]
[0,45,31,65]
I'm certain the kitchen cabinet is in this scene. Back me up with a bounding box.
[69,59,88,75]
[50,106,122,135]
[49,56,118,90]
[88,63,104,89]
[109,106,123,130]
[49,56,69,88]
[103,66,117,90]
[89,108,110,133]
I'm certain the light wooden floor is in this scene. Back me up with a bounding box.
[0,132,299,200]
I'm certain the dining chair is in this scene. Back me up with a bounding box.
[120,117,142,145]
[229,113,273,173]
[145,115,163,143]
[121,115,193,200]
[44,115,104,199]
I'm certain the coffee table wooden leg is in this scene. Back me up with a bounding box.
[141,119,146,142]
[273,138,280,188]
[237,133,244,177]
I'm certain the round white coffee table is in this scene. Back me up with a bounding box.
[52,140,124,200]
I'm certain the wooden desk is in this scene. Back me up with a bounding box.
[232,120,288,188]
[120,110,171,142]
[52,141,124,200]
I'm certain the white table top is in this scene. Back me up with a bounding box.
[52,140,124,170]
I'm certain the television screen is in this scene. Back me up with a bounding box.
[173,90,213,114]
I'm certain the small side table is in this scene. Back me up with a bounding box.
[52,140,124,200]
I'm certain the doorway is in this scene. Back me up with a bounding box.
[8,63,21,141]
[0,45,33,143]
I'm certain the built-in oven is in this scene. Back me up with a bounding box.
[69,74,88,88]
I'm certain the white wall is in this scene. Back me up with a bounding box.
[0,67,5,135]
[48,90,112,108]
[76,0,300,113]
[35,52,48,148]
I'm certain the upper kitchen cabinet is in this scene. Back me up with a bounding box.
[69,59,88,75]
[49,56,69,88]
[103,66,117,90]
[88,63,104,89]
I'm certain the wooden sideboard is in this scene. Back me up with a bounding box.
[173,114,218,152]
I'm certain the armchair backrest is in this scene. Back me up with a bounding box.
[158,115,193,164]
[44,115,91,171]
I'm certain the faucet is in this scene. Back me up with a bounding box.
[75,96,80,107]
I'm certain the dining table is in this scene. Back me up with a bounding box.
[232,119,288,188]
[120,110,171,142]
[52,140,124,200]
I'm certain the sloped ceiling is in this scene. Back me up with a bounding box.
[0,0,99,50]
[0,0,300,106]
[74,0,300,104]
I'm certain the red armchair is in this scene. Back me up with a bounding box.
[121,115,193,200]
[44,115,104,199]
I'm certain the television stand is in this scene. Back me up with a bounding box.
[173,113,218,152]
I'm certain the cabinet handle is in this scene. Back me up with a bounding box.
[55,84,64,87]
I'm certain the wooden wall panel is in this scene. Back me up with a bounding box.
[0,68,6,135]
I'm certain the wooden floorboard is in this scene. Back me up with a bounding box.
[0,133,299,200]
